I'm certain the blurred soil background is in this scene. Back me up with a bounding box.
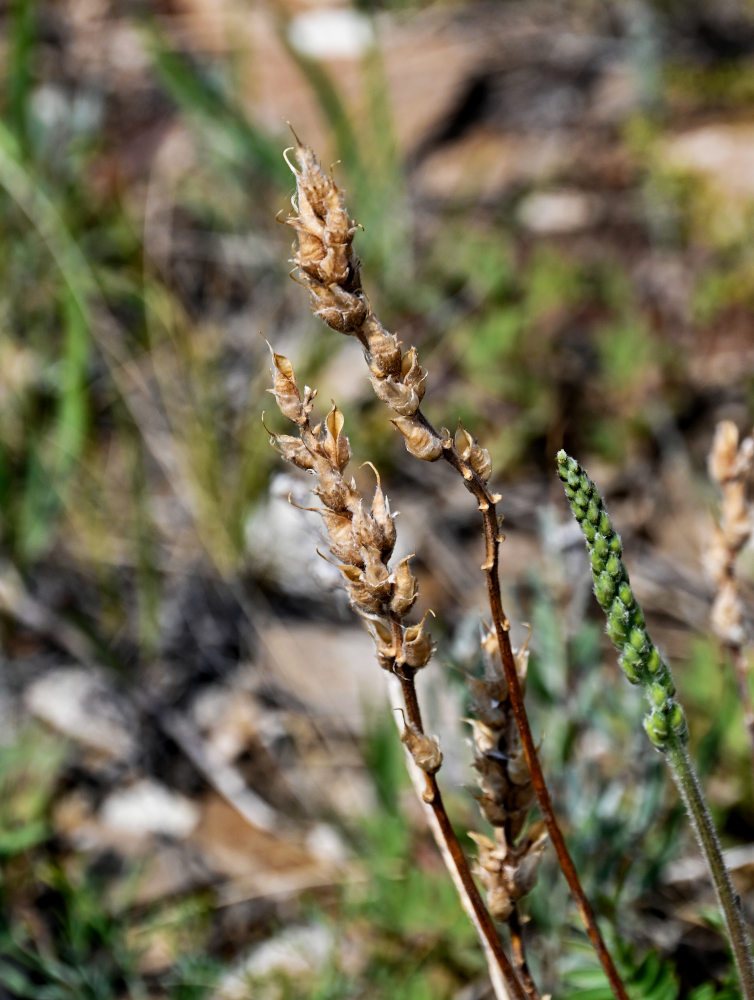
[2,0,754,997]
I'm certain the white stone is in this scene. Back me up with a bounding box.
[99,779,199,839]
[288,9,374,60]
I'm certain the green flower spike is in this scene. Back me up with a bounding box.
[556,450,686,750]
[557,450,754,997]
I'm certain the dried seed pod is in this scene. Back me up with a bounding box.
[391,415,443,462]
[270,351,304,422]
[400,347,427,399]
[401,723,443,775]
[390,556,418,615]
[370,374,422,416]
[368,467,397,559]
[365,318,402,378]
[269,432,316,471]
[321,404,350,472]
[361,548,393,603]
[401,612,434,668]
[469,442,492,482]
[366,617,397,669]
[318,509,362,566]
[455,423,474,460]
[310,283,368,334]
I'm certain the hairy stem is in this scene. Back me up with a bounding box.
[666,737,754,997]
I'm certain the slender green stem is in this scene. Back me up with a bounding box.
[666,737,754,997]
[557,450,754,998]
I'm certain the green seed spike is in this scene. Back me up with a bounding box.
[556,450,682,751]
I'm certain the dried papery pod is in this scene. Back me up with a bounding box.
[318,509,362,566]
[391,415,443,462]
[321,404,350,472]
[455,423,475,461]
[370,374,422,416]
[400,721,443,775]
[366,617,397,669]
[310,283,368,334]
[400,347,428,397]
[361,548,393,602]
[469,442,492,483]
[367,465,397,559]
[390,556,418,616]
[312,460,358,514]
[338,563,384,615]
[365,318,402,378]
[270,351,304,422]
[401,611,434,668]
[266,430,316,471]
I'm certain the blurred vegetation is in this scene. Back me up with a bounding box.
[2,0,754,996]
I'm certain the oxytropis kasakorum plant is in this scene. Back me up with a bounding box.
[558,450,754,998]
[268,136,630,1000]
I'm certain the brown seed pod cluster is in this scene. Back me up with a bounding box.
[267,349,433,671]
[467,629,547,922]
[285,141,492,468]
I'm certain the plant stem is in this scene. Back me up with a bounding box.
[666,736,754,998]
[390,623,528,1000]
[439,445,631,1000]
[509,907,540,1000]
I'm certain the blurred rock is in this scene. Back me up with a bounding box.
[517,188,600,233]
[99,778,199,838]
[259,621,380,731]
[217,923,335,999]
[663,122,754,201]
[24,667,137,760]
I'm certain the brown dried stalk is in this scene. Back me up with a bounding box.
[283,137,629,1000]
[706,420,754,780]
[265,351,527,1000]
[469,628,547,997]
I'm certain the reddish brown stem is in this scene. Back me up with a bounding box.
[391,623,528,1000]
[509,907,540,1000]
[440,445,629,1000]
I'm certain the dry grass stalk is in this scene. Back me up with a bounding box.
[282,137,629,1000]
[706,420,754,778]
[265,349,527,1000]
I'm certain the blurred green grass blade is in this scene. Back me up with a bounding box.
[0,120,96,314]
[145,29,286,182]
[7,0,36,156]
[56,286,89,476]
[18,286,91,557]
[0,127,93,555]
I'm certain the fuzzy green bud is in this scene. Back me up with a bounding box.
[593,572,615,608]
[669,702,688,740]
[594,534,610,559]
[621,646,645,685]
[648,682,669,709]
[644,708,670,749]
